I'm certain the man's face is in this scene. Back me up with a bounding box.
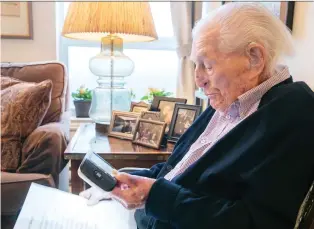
[191,37,258,112]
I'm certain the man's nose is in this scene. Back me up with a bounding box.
[195,67,208,88]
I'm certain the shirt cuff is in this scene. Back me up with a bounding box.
[145,178,181,222]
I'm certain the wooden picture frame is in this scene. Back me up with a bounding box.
[132,119,166,149]
[150,96,187,134]
[168,104,202,143]
[279,2,295,31]
[222,2,295,30]
[130,101,150,113]
[140,111,161,121]
[1,2,33,39]
[108,111,140,140]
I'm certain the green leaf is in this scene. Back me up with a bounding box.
[141,95,149,100]
[72,87,92,101]
[164,92,172,96]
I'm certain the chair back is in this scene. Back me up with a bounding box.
[295,181,314,229]
[1,61,69,125]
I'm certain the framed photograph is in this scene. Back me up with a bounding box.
[1,2,33,39]
[151,96,187,134]
[108,111,140,140]
[140,111,161,121]
[133,119,166,149]
[222,2,294,30]
[130,101,150,113]
[168,104,202,143]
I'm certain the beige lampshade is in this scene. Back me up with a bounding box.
[62,2,158,42]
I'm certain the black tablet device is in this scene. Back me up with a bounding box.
[78,152,117,192]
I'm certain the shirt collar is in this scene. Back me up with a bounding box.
[223,65,290,119]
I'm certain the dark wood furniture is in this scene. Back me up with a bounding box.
[64,123,174,194]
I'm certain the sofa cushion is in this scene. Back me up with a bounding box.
[1,76,52,171]
[17,122,68,184]
[0,62,68,125]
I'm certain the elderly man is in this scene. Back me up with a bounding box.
[81,3,314,229]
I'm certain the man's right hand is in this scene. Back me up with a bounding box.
[79,187,112,206]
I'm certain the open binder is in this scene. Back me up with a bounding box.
[14,183,136,229]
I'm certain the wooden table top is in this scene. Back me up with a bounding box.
[64,123,174,160]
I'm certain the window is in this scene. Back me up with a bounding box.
[68,47,178,102]
[57,2,178,110]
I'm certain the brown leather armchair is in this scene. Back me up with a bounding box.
[1,62,70,228]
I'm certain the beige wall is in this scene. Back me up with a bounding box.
[1,2,56,62]
[287,2,314,89]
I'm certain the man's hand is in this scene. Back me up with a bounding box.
[111,172,156,210]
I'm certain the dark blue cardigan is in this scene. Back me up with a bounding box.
[132,77,314,229]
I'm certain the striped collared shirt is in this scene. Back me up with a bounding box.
[164,65,290,180]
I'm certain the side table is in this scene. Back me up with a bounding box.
[64,123,174,194]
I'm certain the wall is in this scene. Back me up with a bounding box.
[1,2,56,62]
[287,2,314,89]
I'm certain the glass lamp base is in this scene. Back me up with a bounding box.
[89,87,131,124]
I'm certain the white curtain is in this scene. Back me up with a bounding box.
[170,2,202,104]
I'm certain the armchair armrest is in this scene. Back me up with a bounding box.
[1,172,55,216]
[59,110,71,141]
[17,122,68,185]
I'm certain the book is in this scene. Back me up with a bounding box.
[14,183,137,229]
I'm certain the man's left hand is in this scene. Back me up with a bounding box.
[111,172,156,210]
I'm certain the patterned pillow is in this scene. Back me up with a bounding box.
[1,76,52,171]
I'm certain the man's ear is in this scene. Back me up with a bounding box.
[246,42,265,71]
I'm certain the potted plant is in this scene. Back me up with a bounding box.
[72,85,92,117]
[141,88,173,103]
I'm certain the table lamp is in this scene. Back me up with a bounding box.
[62,2,157,124]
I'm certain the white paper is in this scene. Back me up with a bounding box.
[14,183,137,229]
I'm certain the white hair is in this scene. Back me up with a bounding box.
[193,3,295,76]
